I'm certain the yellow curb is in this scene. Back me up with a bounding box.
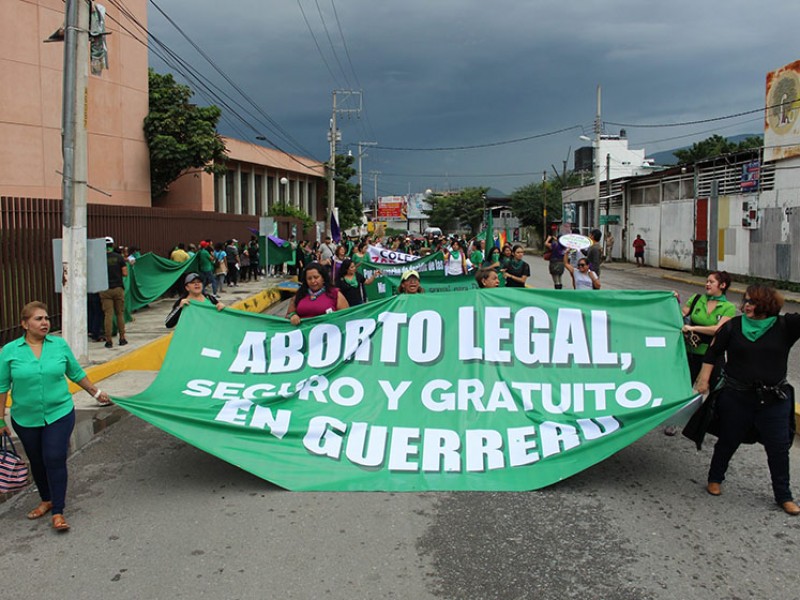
[65,287,283,393]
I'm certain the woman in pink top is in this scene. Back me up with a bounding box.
[286,262,349,325]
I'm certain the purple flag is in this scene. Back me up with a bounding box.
[331,212,341,243]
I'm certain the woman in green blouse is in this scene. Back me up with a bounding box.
[664,271,736,436]
[681,271,736,383]
[0,302,110,532]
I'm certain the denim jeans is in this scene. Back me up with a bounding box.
[12,410,75,515]
[708,387,794,503]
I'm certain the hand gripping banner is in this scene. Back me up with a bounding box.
[113,289,696,491]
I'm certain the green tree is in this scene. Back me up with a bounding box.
[329,154,363,230]
[673,134,762,164]
[144,69,228,199]
[424,187,488,234]
[510,171,582,233]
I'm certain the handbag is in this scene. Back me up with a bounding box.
[543,251,552,261]
[683,294,703,348]
[0,432,30,493]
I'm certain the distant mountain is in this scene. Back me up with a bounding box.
[648,133,762,166]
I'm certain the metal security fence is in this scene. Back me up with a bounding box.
[0,197,305,345]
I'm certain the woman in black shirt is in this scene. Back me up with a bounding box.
[697,284,800,515]
[335,259,380,307]
[502,244,530,288]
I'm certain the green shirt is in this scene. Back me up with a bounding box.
[198,248,215,273]
[470,250,484,266]
[0,335,86,427]
[685,294,736,355]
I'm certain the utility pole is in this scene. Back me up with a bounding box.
[542,170,547,246]
[356,141,377,213]
[327,90,361,238]
[592,84,602,231]
[605,152,611,241]
[368,171,381,221]
[61,0,90,362]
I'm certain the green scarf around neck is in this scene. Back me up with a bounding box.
[706,294,727,302]
[741,315,777,341]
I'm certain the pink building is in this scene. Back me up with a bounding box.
[158,137,326,218]
[1,0,325,217]
[1,0,151,205]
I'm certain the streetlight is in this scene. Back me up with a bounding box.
[280,176,289,208]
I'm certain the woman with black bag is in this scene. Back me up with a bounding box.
[665,272,736,436]
[695,284,800,515]
[681,272,736,381]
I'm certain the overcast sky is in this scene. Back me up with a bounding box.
[146,0,800,197]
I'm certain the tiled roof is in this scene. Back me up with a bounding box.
[221,137,326,178]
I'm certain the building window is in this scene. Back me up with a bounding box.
[240,172,249,214]
[267,176,275,211]
[225,169,235,213]
[255,174,263,216]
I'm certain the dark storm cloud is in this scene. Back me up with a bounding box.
[147,0,800,195]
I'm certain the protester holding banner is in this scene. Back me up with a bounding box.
[502,245,530,288]
[664,272,736,436]
[336,259,381,307]
[475,268,500,288]
[563,254,600,290]
[0,302,111,532]
[165,272,226,328]
[397,270,424,294]
[696,285,800,515]
[286,262,349,325]
[681,272,736,384]
[444,240,467,276]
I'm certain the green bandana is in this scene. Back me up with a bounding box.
[741,315,776,342]
[706,294,727,302]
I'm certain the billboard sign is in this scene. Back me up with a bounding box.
[765,60,800,162]
[377,196,407,222]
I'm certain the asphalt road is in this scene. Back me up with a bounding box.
[2,260,799,600]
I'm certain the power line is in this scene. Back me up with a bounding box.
[148,0,316,159]
[329,0,360,89]
[606,104,772,129]
[106,0,324,171]
[374,125,582,152]
[313,0,352,89]
[296,0,341,87]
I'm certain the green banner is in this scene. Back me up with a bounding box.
[125,252,200,313]
[267,238,295,266]
[114,290,695,491]
[358,251,446,279]
[365,272,505,300]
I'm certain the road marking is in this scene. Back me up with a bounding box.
[201,348,222,358]
[645,337,666,347]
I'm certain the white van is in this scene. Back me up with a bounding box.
[424,227,443,237]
